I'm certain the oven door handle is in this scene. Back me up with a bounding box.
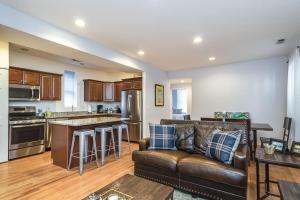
[11,123,45,128]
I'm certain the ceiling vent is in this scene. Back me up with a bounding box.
[276,38,285,44]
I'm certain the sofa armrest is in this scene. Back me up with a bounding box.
[139,138,150,151]
[233,144,248,172]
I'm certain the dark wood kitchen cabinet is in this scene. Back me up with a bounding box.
[103,82,114,101]
[132,78,142,89]
[114,81,122,102]
[84,80,103,102]
[9,68,23,84]
[23,70,40,86]
[121,77,142,90]
[9,67,40,86]
[40,74,62,100]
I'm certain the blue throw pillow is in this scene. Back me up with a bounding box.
[148,123,177,150]
[205,130,242,164]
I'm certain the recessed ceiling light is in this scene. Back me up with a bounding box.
[75,18,85,27]
[137,50,145,56]
[193,37,203,44]
[209,57,216,61]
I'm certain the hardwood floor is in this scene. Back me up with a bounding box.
[0,143,300,200]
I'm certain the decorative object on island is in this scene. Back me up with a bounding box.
[155,84,164,106]
[291,141,300,155]
[269,138,287,153]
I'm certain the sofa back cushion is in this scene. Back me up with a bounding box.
[175,124,195,152]
[148,123,177,150]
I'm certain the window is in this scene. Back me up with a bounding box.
[172,88,187,114]
[64,70,77,108]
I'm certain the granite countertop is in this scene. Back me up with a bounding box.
[49,117,129,126]
[45,112,121,119]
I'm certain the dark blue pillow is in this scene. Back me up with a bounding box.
[205,130,242,164]
[148,123,177,150]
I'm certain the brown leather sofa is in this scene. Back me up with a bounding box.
[132,119,248,200]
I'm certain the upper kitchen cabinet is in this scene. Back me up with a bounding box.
[40,73,62,100]
[132,78,142,89]
[23,70,40,86]
[9,68,23,84]
[114,81,122,102]
[103,82,114,101]
[84,79,103,102]
[121,77,142,90]
[9,67,40,86]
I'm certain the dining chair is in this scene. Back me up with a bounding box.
[260,117,292,148]
[200,117,223,122]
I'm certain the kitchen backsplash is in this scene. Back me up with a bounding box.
[9,101,120,113]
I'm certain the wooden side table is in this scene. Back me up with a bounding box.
[255,148,300,200]
[251,123,273,160]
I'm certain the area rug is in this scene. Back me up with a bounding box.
[173,190,205,200]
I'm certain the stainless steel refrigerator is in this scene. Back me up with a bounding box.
[121,90,143,142]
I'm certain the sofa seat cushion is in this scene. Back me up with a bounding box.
[178,154,247,187]
[132,150,189,172]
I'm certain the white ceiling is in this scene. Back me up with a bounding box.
[1,0,300,71]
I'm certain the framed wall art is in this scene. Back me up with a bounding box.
[291,141,300,155]
[269,138,287,153]
[155,84,164,106]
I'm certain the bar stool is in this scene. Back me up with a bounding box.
[94,127,117,165]
[112,124,131,158]
[68,129,99,176]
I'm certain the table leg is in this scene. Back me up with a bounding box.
[256,160,260,200]
[253,130,258,157]
[265,163,270,194]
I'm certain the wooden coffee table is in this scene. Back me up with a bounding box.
[82,174,174,200]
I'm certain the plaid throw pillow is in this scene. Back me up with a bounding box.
[148,123,177,150]
[205,130,242,164]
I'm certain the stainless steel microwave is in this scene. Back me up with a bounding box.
[9,84,40,101]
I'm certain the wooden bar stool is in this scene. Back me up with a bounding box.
[68,129,99,176]
[95,127,117,165]
[112,124,131,158]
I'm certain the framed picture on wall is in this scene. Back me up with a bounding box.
[155,84,164,106]
[291,141,300,155]
[269,138,287,153]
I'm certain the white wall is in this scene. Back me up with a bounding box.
[287,48,300,141]
[0,40,9,163]
[9,50,134,112]
[168,57,288,139]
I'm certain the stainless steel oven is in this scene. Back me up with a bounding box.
[9,84,40,101]
[9,106,46,160]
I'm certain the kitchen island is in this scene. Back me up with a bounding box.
[49,117,128,169]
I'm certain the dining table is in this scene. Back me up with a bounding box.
[251,123,273,159]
